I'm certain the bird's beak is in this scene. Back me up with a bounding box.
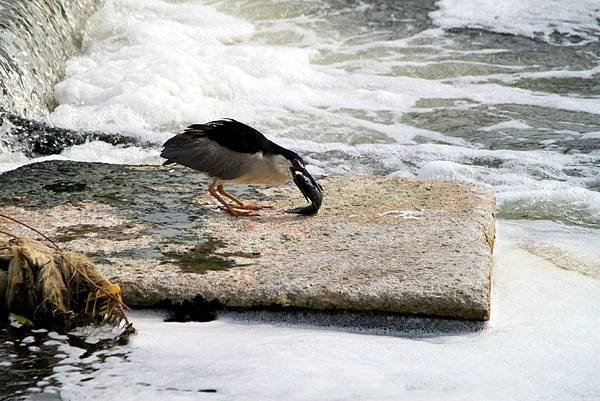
[291,159,304,168]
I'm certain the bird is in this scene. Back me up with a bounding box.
[160,119,320,216]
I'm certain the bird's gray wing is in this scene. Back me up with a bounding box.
[160,133,254,180]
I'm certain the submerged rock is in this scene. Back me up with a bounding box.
[0,112,148,157]
[0,161,495,320]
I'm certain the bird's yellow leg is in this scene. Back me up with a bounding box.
[216,184,273,210]
[208,181,258,217]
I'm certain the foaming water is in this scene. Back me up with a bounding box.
[503,219,600,279]
[431,0,600,45]
[0,141,160,175]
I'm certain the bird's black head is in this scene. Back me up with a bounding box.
[271,144,305,168]
[288,153,305,169]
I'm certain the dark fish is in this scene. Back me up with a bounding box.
[285,166,323,215]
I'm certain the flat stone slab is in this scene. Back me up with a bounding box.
[0,161,495,320]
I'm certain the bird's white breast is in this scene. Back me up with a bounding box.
[227,153,291,186]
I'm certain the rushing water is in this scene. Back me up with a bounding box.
[0,0,99,117]
[0,0,599,400]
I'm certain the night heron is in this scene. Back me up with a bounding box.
[160,119,322,216]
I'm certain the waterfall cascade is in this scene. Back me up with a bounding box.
[0,0,99,118]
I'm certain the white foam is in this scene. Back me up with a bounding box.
[47,0,600,145]
[0,151,30,173]
[431,0,600,45]
[451,65,600,86]
[0,142,161,174]
[582,131,600,139]
[59,141,161,165]
[479,120,531,131]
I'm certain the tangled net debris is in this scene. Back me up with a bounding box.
[0,214,130,330]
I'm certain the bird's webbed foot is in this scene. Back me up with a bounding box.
[217,184,272,211]
[208,183,263,217]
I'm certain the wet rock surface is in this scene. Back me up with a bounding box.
[0,111,148,157]
[0,161,495,320]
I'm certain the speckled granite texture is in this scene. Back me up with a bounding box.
[0,161,495,320]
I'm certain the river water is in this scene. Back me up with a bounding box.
[0,0,599,400]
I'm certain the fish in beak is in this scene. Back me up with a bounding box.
[286,161,323,215]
